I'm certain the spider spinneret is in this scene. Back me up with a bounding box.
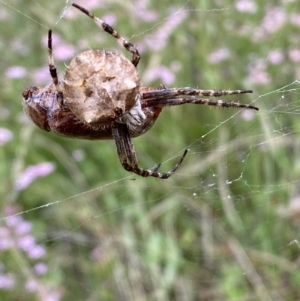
[22,3,258,179]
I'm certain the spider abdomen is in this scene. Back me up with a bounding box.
[63,49,140,125]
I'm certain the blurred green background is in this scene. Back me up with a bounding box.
[1,0,300,300]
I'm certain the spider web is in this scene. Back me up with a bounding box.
[1,0,300,300]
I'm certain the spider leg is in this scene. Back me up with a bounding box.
[72,3,140,67]
[142,87,253,99]
[141,87,258,111]
[143,97,259,111]
[48,30,64,106]
[48,30,58,86]
[113,123,188,179]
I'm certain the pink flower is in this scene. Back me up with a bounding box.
[268,49,284,65]
[15,162,56,190]
[32,66,51,85]
[144,66,175,85]
[5,66,27,78]
[139,9,187,52]
[288,48,300,62]
[235,0,257,13]
[207,48,230,64]
[253,6,286,41]
[290,13,300,28]
[34,263,48,275]
[247,59,271,85]
[0,274,15,290]
[0,128,13,145]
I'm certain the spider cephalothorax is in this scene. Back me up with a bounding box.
[22,3,258,179]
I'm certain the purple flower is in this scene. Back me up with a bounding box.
[253,6,286,41]
[0,239,12,250]
[131,0,158,22]
[32,66,51,85]
[42,32,76,61]
[25,279,38,292]
[207,48,230,64]
[241,109,256,121]
[15,220,32,235]
[268,49,284,65]
[17,235,36,251]
[34,263,48,275]
[15,162,56,190]
[0,127,13,145]
[102,13,116,26]
[52,44,76,61]
[144,66,175,85]
[43,291,63,301]
[5,215,23,227]
[288,48,300,62]
[235,0,257,13]
[139,9,187,52]
[247,59,271,85]
[0,273,15,290]
[5,66,27,78]
[27,245,46,259]
[290,13,300,28]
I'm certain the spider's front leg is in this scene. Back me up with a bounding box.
[112,123,187,179]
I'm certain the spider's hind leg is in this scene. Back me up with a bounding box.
[112,123,187,179]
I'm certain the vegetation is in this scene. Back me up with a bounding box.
[1,0,300,300]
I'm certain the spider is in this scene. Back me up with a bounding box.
[22,3,258,179]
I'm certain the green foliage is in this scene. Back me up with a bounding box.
[1,0,300,300]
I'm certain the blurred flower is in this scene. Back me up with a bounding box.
[76,0,100,10]
[290,13,300,28]
[253,6,286,41]
[32,66,50,85]
[288,48,300,62]
[207,48,230,64]
[131,0,158,22]
[27,245,46,259]
[139,8,187,52]
[268,49,284,65]
[5,66,27,78]
[0,273,15,290]
[34,263,48,275]
[25,279,38,292]
[241,109,256,121]
[15,220,32,235]
[235,0,257,13]
[43,290,63,301]
[144,66,175,85]
[0,128,13,145]
[143,61,181,85]
[102,13,116,26]
[53,44,76,61]
[17,235,36,251]
[42,32,76,61]
[0,227,12,250]
[0,206,60,298]
[6,215,23,227]
[15,162,56,190]
[247,58,271,85]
